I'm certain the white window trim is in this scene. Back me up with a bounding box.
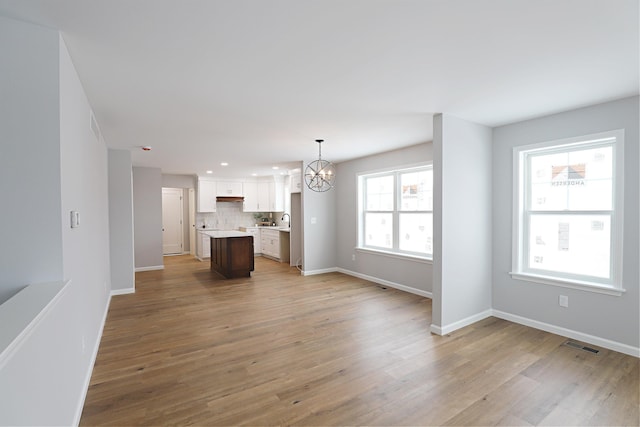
[357,163,433,261]
[510,129,625,295]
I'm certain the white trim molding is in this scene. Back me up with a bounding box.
[337,268,432,299]
[135,265,164,272]
[492,309,639,358]
[302,267,338,276]
[110,288,135,296]
[430,309,493,336]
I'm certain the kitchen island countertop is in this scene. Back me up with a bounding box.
[204,230,251,238]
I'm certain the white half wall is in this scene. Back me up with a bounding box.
[0,22,112,425]
[432,114,493,333]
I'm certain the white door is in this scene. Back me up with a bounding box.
[189,188,196,255]
[162,188,184,255]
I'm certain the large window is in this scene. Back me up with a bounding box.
[512,130,624,294]
[358,165,433,259]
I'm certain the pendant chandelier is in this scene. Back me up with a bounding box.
[304,139,336,192]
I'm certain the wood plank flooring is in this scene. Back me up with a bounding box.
[80,255,639,426]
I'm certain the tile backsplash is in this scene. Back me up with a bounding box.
[197,203,284,230]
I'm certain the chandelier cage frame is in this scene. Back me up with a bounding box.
[304,139,336,192]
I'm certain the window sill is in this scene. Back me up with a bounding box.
[509,272,625,296]
[355,247,433,264]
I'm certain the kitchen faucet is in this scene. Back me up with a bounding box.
[281,213,291,227]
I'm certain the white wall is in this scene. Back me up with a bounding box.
[0,23,112,425]
[133,167,164,270]
[492,96,639,351]
[109,149,135,293]
[161,173,196,189]
[334,143,434,295]
[301,160,337,274]
[0,16,63,305]
[432,114,493,334]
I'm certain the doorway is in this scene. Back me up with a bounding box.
[162,187,184,255]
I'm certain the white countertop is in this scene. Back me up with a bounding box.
[240,226,290,233]
[203,230,252,238]
[197,228,219,232]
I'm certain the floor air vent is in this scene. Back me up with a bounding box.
[563,340,600,354]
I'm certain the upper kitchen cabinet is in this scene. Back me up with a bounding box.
[197,178,216,212]
[242,176,284,212]
[271,176,285,211]
[290,171,302,193]
[243,181,259,211]
[216,181,243,197]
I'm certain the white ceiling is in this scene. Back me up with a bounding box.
[1,0,638,178]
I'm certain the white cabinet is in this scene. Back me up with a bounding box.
[243,182,259,211]
[243,228,261,254]
[196,231,211,260]
[198,179,216,212]
[290,171,302,193]
[260,229,290,262]
[261,229,280,259]
[217,181,243,197]
[271,176,285,211]
[257,181,271,211]
[241,177,285,212]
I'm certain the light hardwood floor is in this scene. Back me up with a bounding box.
[81,255,639,426]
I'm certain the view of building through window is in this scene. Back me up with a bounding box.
[514,131,622,289]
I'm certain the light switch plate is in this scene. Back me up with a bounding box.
[70,211,80,228]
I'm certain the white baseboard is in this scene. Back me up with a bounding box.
[492,309,640,358]
[134,265,164,272]
[73,291,111,426]
[430,309,493,336]
[337,268,432,299]
[110,288,135,296]
[302,267,338,276]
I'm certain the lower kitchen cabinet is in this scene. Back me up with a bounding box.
[260,229,290,262]
[195,230,212,260]
[210,235,254,278]
[243,228,261,254]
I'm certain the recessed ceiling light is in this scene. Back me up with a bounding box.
[221,162,228,166]
[206,170,213,174]
[251,173,257,176]
[272,166,279,170]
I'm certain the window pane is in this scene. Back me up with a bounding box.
[364,213,392,248]
[366,175,394,211]
[528,214,611,278]
[399,213,432,254]
[400,170,432,211]
[529,145,613,211]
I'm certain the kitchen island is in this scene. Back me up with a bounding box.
[204,230,254,279]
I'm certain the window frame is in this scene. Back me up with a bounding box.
[510,130,625,295]
[357,163,433,260]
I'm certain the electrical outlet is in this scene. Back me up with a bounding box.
[352,254,356,261]
[559,295,569,308]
